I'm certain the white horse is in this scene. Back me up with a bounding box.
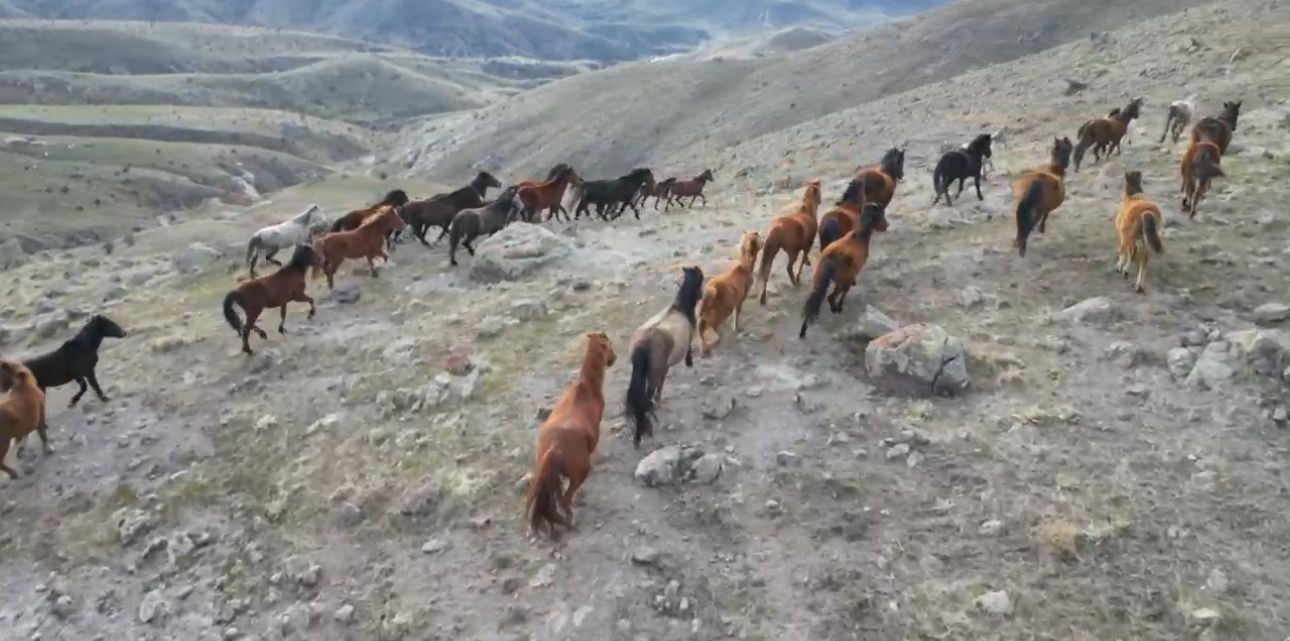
[246,204,327,276]
[1160,95,1196,144]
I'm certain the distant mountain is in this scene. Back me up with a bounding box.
[1,0,947,61]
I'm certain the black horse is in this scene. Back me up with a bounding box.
[931,134,993,206]
[7,315,128,407]
[576,168,656,221]
[396,172,501,247]
[449,186,520,266]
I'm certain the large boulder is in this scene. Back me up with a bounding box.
[865,324,969,396]
[634,445,721,487]
[172,242,222,273]
[1227,329,1290,379]
[469,223,572,283]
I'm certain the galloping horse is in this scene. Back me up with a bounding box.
[314,206,406,289]
[1190,100,1241,155]
[696,231,762,355]
[449,186,520,266]
[625,266,704,449]
[330,189,411,233]
[223,244,321,355]
[853,147,904,208]
[517,164,575,222]
[0,360,47,479]
[756,179,823,305]
[245,204,327,277]
[800,202,888,338]
[1013,137,1074,257]
[1073,97,1142,171]
[817,178,866,253]
[932,134,992,206]
[1181,136,1224,218]
[525,332,616,540]
[517,166,579,222]
[576,168,655,220]
[636,177,676,210]
[665,170,715,210]
[397,172,500,246]
[1160,95,1196,144]
[17,315,127,408]
[1114,171,1165,292]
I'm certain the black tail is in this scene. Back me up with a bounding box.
[931,162,947,203]
[624,343,654,448]
[330,217,345,233]
[1015,180,1045,257]
[1192,147,1225,181]
[818,216,842,252]
[1142,212,1163,254]
[799,260,834,339]
[1159,109,1175,144]
[222,291,243,333]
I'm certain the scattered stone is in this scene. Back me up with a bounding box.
[847,307,900,342]
[470,223,573,282]
[476,316,508,338]
[51,595,75,619]
[1168,347,1198,380]
[397,476,443,518]
[113,508,156,547]
[1274,407,1288,424]
[1254,303,1290,325]
[334,604,356,625]
[420,538,448,555]
[529,563,557,588]
[1190,607,1221,625]
[1186,341,1238,390]
[885,443,911,461]
[960,286,987,310]
[508,298,548,320]
[172,242,222,273]
[905,450,924,468]
[1206,568,1229,594]
[1228,329,1290,378]
[306,413,342,436]
[631,547,660,566]
[138,590,168,624]
[865,324,969,396]
[634,445,713,487]
[330,285,361,304]
[979,520,1004,536]
[701,395,736,420]
[776,451,801,467]
[332,501,364,528]
[1057,297,1119,325]
[974,590,1014,617]
[254,414,278,431]
[690,454,724,484]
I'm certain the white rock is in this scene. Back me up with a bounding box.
[1255,303,1290,325]
[1056,297,1119,325]
[690,454,724,484]
[1167,347,1198,380]
[635,446,683,487]
[420,538,448,555]
[974,590,1013,617]
[333,604,356,624]
[113,508,156,547]
[1187,342,1238,390]
[885,443,911,461]
[979,520,1004,536]
[138,590,168,624]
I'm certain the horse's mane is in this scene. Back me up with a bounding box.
[286,244,316,270]
[854,203,885,239]
[292,204,321,223]
[544,164,571,180]
[1049,138,1074,171]
[624,168,652,180]
[880,148,903,180]
[836,178,866,206]
[966,134,992,156]
[380,190,409,207]
[671,267,704,328]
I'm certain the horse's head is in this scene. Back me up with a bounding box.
[1052,137,1074,169]
[803,179,823,207]
[586,332,617,368]
[738,230,763,263]
[0,360,32,391]
[382,205,408,231]
[88,314,128,340]
[302,204,327,229]
[1223,100,1242,130]
[881,147,905,181]
[859,202,889,234]
[626,168,653,184]
[970,133,993,158]
[288,243,323,271]
[680,265,705,294]
[478,171,503,189]
[384,190,411,207]
[1123,170,1145,197]
[545,164,571,180]
[699,169,715,183]
[1124,97,1144,120]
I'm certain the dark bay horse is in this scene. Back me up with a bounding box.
[449,186,520,266]
[664,170,715,210]
[1191,100,1241,156]
[397,172,500,246]
[932,134,992,206]
[1073,97,1142,171]
[223,244,321,355]
[635,177,676,210]
[576,168,655,220]
[1014,138,1074,256]
[818,178,866,253]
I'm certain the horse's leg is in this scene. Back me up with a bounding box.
[464,237,476,256]
[296,292,316,319]
[0,438,16,479]
[86,371,109,403]
[264,248,282,267]
[955,178,965,199]
[247,309,268,340]
[278,305,290,334]
[733,300,743,332]
[785,250,800,286]
[1135,248,1149,293]
[368,255,379,278]
[699,194,707,207]
[69,377,89,407]
[974,173,984,201]
[561,459,591,528]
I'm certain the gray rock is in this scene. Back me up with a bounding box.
[974,590,1013,617]
[1228,329,1290,378]
[864,324,969,396]
[1167,348,1198,380]
[172,242,222,273]
[1187,341,1238,390]
[846,307,900,342]
[332,501,364,528]
[283,557,322,587]
[885,443,911,461]
[775,451,801,467]
[635,446,683,487]
[979,520,1004,536]
[330,285,361,304]
[1057,297,1119,325]
[475,315,509,339]
[138,590,168,624]
[508,298,548,320]
[421,538,448,555]
[1274,407,1288,424]
[690,454,724,484]
[470,223,572,283]
[631,547,660,566]
[0,238,28,269]
[1254,303,1290,325]
[960,286,987,310]
[397,477,443,518]
[113,508,156,547]
[334,604,356,624]
[51,594,76,619]
[701,394,736,420]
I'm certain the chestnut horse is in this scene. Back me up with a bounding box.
[314,206,406,289]
[625,266,704,449]
[223,244,321,355]
[799,202,888,338]
[1190,100,1241,156]
[1073,97,1142,171]
[1114,171,1165,293]
[525,332,616,540]
[696,231,762,355]
[330,189,411,233]
[516,164,573,222]
[817,178,866,252]
[0,360,48,479]
[1014,137,1074,257]
[665,169,715,210]
[517,166,579,222]
[853,146,904,208]
[1181,138,1224,218]
[756,179,823,305]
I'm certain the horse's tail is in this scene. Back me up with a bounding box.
[330,216,347,233]
[1077,120,1090,140]
[1142,211,1164,254]
[931,158,949,201]
[624,342,654,449]
[1160,107,1177,143]
[756,230,781,301]
[1192,146,1224,181]
[1072,137,1090,171]
[244,235,260,269]
[222,291,244,333]
[799,259,833,339]
[819,216,842,252]
[525,446,569,538]
[1015,179,1045,258]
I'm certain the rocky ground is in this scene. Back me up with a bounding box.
[2,1,1290,640]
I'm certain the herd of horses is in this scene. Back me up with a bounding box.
[0,95,1245,546]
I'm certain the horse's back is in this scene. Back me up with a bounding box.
[632,316,685,367]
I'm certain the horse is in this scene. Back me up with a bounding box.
[0,360,47,479]
[1114,171,1165,293]
[1013,137,1074,257]
[575,168,655,221]
[223,245,321,355]
[525,332,616,540]
[624,266,704,449]
[1159,96,1196,144]
[696,231,762,356]
[664,170,715,210]
[245,204,327,277]
[799,202,889,338]
[1191,100,1242,156]
[932,134,993,206]
[516,166,579,223]
[853,146,905,201]
[449,186,520,266]
[755,179,824,305]
[14,315,127,408]
[817,178,866,252]
[313,206,406,289]
[1073,97,1142,171]
[397,172,500,246]
[329,189,411,234]
[636,177,676,210]
[965,137,997,179]
[1181,138,1224,219]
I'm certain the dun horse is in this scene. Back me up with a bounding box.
[696,231,762,355]
[1073,97,1142,171]
[330,190,411,233]
[314,206,406,289]
[1181,137,1224,218]
[932,134,993,206]
[800,202,889,338]
[756,180,823,305]
[223,245,321,355]
[398,172,500,246]
[1160,96,1196,144]
[245,204,327,277]
[625,266,704,449]
[664,170,715,210]
[0,360,48,479]
[17,315,127,407]
[1190,100,1242,155]
[1014,137,1074,257]
[449,186,520,266]
[1114,171,1165,293]
[517,166,579,222]
[525,332,616,540]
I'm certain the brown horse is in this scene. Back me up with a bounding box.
[818,178,866,252]
[756,179,823,305]
[625,266,704,448]
[314,206,406,289]
[1114,171,1165,293]
[525,332,616,540]
[1014,137,1074,257]
[1181,138,1224,218]
[636,177,676,210]
[852,146,904,208]
[696,231,762,355]
[664,170,715,210]
[330,189,411,233]
[517,166,579,222]
[800,202,889,338]
[1073,97,1142,171]
[0,360,48,479]
[223,244,321,355]
[397,172,501,246]
[516,164,575,222]
[1191,100,1241,156]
